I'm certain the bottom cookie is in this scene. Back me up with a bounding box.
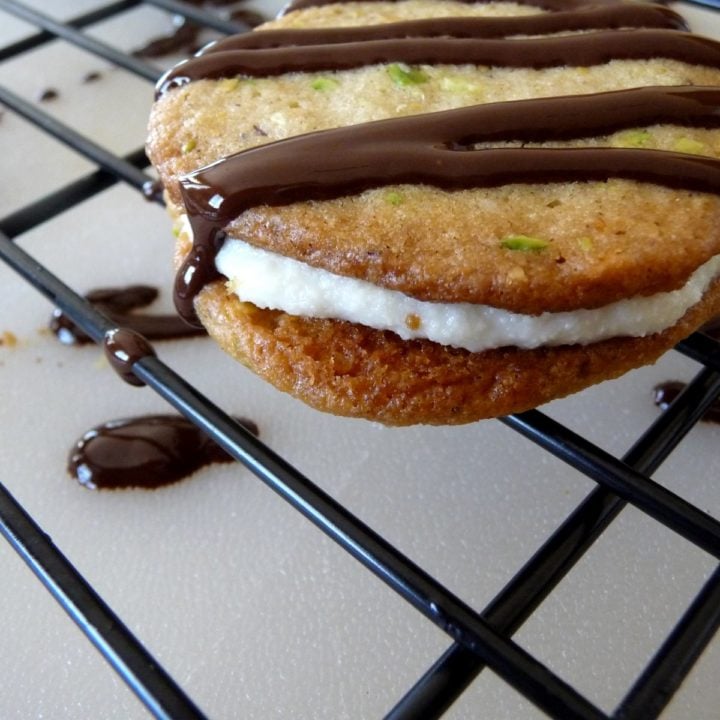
[193,278,720,426]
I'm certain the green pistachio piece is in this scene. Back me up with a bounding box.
[181,138,196,154]
[219,77,240,92]
[388,63,429,86]
[311,77,339,91]
[440,75,482,95]
[613,129,651,148]
[577,236,593,252]
[385,191,404,206]
[501,234,549,252]
[674,137,706,155]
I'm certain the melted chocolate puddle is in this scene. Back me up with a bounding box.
[50,285,205,345]
[69,414,259,490]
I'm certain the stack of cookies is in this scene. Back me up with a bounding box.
[147,0,720,425]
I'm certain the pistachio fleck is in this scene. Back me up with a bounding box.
[674,137,706,155]
[612,129,651,148]
[440,75,482,95]
[388,63,428,87]
[311,76,339,91]
[219,77,241,92]
[501,234,549,252]
[385,191,404,206]
[181,138,196,154]
[577,236,594,252]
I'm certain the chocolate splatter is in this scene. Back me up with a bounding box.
[82,70,102,83]
[37,88,59,102]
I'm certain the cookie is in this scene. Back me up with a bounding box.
[147,0,720,425]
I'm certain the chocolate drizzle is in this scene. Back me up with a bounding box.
[157,30,719,95]
[174,86,720,323]
[202,6,687,52]
[68,414,259,490]
[50,285,204,345]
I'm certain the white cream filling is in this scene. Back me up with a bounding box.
[207,228,720,352]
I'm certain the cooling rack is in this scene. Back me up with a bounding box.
[0,1,719,718]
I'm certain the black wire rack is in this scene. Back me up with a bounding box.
[1,1,719,719]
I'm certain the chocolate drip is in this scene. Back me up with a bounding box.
[68,414,259,490]
[204,5,686,53]
[654,381,720,425]
[174,86,720,322]
[50,285,205,345]
[104,327,156,387]
[157,30,720,96]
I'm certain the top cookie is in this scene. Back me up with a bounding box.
[147,0,720,317]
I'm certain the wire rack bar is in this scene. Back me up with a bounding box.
[388,363,720,719]
[0,86,155,197]
[677,332,720,372]
[684,0,720,10]
[0,148,152,240]
[0,478,208,720]
[0,0,140,61]
[614,563,720,719]
[502,409,720,558]
[0,0,159,80]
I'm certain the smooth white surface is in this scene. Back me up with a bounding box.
[0,3,718,720]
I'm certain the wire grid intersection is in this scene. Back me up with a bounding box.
[0,2,719,719]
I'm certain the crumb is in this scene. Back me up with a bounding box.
[0,331,18,347]
[405,313,422,331]
[82,70,102,83]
